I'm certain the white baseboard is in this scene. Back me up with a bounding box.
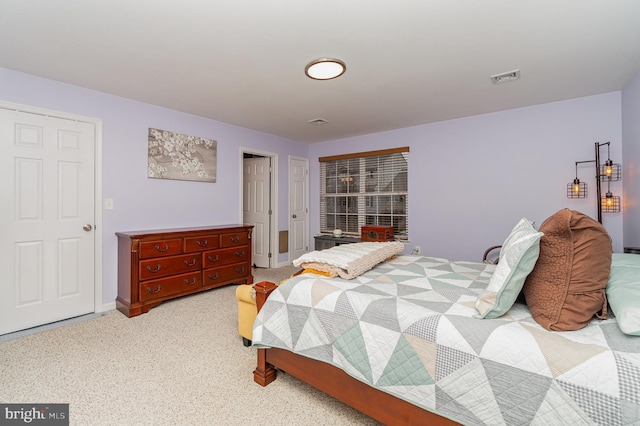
[99,301,116,312]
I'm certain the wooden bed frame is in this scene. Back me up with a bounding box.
[252,280,460,426]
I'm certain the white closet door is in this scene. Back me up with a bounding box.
[243,156,271,268]
[0,108,95,335]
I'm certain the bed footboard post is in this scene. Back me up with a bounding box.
[253,280,278,311]
[253,280,279,386]
[254,348,277,386]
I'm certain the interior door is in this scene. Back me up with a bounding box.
[243,156,271,268]
[0,108,96,335]
[289,157,308,261]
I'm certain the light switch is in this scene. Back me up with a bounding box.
[105,198,114,210]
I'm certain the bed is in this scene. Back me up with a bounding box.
[250,210,640,425]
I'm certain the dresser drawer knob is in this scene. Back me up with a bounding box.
[207,272,219,281]
[235,250,245,257]
[146,264,161,273]
[146,284,162,294]
[184,277,197,286]
[235,266,246,274]
[207,254,219,262]
[184,258,198,267]
[230,236,241,243]
[196,239,208,247]
[154,243,169,252]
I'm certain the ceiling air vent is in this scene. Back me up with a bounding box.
[490,69,520,84]
[308,118,330,125]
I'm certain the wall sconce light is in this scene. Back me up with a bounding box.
[602,192,621,213]
[599,144,622,181]
[601,179,621,213]
[567,162,587,198]
[567,141,622,223]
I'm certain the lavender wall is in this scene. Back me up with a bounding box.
[0,67,308,307]
[309,93,624,261]
[622,69,640,247]
[0,65,629,308]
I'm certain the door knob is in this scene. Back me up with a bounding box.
[292,214,297,218]
[83,224,93,232]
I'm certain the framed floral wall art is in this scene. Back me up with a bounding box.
[147,128,217,182]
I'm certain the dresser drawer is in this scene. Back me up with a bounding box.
[203,263,251,286]
[184,235,220,253]
[139,253,202,281]
[139,272,202,302]
[139,239,183,259]
[220,231,250,248]
[203,246,250,268]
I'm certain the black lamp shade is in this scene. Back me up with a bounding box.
[567,179,587,198]
[601,192,621,213]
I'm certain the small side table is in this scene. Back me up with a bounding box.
[314,235,361,251]
[624,247,640,254]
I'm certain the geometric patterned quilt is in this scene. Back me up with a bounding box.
[253,255,640,425]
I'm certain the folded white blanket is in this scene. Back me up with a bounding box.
[293,241,405,279]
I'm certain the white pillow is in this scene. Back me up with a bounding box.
[607,253,640,335]
[476,218,543,319]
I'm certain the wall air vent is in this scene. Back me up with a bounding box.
[490,69,521,84]
[308,118,330,125]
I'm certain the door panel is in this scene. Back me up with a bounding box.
[243,157,271,268]
[289,157,308,261]
[0,108,95,335]
[14,241,43,306]
[59,238,81,297]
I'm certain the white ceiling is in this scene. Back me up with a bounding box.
[2,1,640,143]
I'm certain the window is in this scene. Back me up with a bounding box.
[320,147,409,239]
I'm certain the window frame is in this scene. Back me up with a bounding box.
[319,147,409,240]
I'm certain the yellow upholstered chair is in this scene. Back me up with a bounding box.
[236,268,304,346]
[236,284,258,346]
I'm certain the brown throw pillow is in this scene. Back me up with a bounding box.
[523,209,612,331]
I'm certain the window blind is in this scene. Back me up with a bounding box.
[319,147,409,239]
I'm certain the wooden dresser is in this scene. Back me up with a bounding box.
[116,225,253,317]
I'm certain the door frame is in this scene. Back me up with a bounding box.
[0,100,104,314]
[239,147,279,267]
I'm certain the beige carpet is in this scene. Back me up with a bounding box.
[0,266,380,425]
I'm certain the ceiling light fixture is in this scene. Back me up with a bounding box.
[305,58,346,80]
